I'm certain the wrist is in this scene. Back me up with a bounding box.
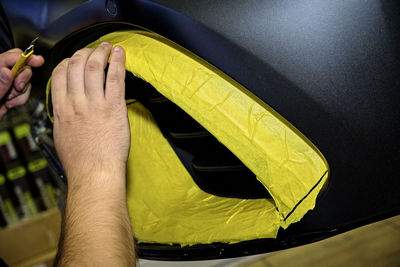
[66,165,127,192]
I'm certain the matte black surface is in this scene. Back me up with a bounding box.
[2,0,400,260]
[149,0,400,233]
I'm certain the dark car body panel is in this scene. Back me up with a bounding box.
[2,0,399,260]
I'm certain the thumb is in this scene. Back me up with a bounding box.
[0,67,13,99]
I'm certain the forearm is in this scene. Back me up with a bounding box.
[56,168,135,266]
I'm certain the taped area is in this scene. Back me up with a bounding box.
[47,30,329,245]
[125,102,280,244]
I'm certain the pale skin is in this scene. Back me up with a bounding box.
[0,48,45,118]
[51,43,135,266]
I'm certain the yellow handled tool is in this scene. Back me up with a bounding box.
[11,37,39,77]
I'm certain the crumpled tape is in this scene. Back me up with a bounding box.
[85,30,329,245]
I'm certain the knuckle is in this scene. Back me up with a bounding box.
[52,106,65,121]
[52,59,69,76]
[85,60,101,72]
[52,65,65,76]
[53,58,70,74]
[72,106,84,116]
[106,72,120,83]
[81,48,94,54]
[19,67,32,79]
[69,54,83,66]
[7,48,22,55]
[61,58,70,65]
[25,66,33,75]
[0,70,12,84]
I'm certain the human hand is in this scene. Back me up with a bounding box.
[51,43,130,185]
[0,48,45,119]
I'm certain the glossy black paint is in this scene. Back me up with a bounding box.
[2,0,399,260]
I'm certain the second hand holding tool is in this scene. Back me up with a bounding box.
[1,37,39,105]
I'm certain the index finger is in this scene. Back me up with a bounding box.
[0,49,23,68]
[27,55,45,67]
[51,58,69,116]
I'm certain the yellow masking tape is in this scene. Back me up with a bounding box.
[47,30,329,245]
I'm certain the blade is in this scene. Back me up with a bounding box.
[23,36,39,55]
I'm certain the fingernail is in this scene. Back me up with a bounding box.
[101,42,111,46]
[114,46,121,52]
[0,69,10,82]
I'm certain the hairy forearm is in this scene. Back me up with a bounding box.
[55,169,135,266]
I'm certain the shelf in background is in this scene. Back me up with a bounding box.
[0,208,61,267]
